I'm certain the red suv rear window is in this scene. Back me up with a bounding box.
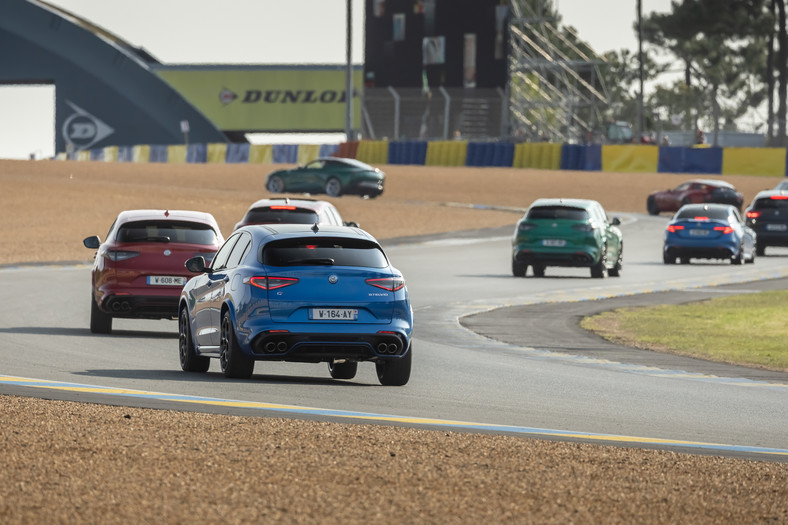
[116,220,218,245]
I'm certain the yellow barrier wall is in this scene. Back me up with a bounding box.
[248,144,273,164]
[722,147,786,177]
[425,141,467,166]
[512,143,561,170]
[76,151,91,161]
[102,146,118,162]
[425,142,442,166]
[602,145,659,173]
[206,143,228,163]
[356,140,389,165]
[167,145,187,164]
[512,143,529,168]
[297,144,321,165]
[132,145,150,163]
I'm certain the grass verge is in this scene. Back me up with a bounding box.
[580,289,788,372]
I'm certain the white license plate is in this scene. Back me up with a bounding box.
[310,308,358,320]
[147,275,187,286]
[766,223,787,231]
[689,229,710,236]
[542,239,566,247]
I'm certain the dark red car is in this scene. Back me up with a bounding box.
[646,179,743,215]
[83,209,223,334]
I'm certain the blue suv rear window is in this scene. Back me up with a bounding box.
[676,207,729,220]
[263,238,388,268]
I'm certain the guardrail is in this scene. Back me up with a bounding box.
[58,140,788,177]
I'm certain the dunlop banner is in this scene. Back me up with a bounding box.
[155,66,362,132]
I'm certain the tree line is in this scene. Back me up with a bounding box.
[607,0,785,146]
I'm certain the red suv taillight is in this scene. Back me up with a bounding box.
[746,211,760,219]
[366,277,405,291]
[249,276,299,290]
[104,250,140,261]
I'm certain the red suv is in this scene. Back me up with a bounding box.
[83,209,223,334]
[646,179,743,215]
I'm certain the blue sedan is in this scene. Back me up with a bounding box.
[663,203,756,265]
[178,224,413,385]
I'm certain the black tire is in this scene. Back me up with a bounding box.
[267,175,285,193]
[179,307,210,373]
[731,244,743,265]
[590,247,607,278]
[220,311,254,379]
[646,196,659,215]
[532,264,546,277]
[608,243,623,277]
[756,244,765,256]
[663,251,675,264]
[328,360,358,380]
[680,256,690,265]
[90,295,112,334]
[325,177,342,197]
[512,259,526,277]
[376,345,412,386]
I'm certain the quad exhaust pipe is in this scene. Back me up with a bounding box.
[260,339,399,355]
[377,342,400,354]
[263,340,289,353]
[109,299,131,312]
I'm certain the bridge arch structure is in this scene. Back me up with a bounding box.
[0,0,228,154]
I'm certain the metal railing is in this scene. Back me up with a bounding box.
[361,87,507,141]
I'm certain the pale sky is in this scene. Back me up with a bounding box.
[0,0,672,159]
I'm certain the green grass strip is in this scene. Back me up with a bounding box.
[581,290,788,371]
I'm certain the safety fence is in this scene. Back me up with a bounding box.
[60,140,788,177]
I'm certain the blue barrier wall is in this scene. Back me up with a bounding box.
[187,144,207,164]
[118,146,133,162]
[67,140,788,179]
[467,142,514,167]
[658,146,723,174]
[226,143,250,163]
[560,144,603,171]
[272,144,298,163]
[388,141,428,165]
[149,145,167,163]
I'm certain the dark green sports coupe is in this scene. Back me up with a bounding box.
[265,157,385,198]
[511,198,623,278]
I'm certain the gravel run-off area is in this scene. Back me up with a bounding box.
[1,159,787,524]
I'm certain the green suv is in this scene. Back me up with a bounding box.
[511,198,623,278]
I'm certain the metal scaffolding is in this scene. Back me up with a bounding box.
[507,0,611,143]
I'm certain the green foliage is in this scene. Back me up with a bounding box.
[634,0,772,134]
